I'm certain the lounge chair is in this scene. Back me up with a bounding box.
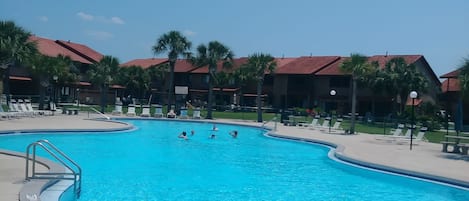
[154,105,164,118]
[112,99,123,115]
[10,99,27,117]
[25,99,52,116]
[179,108,188,119]
[306,118,319,129]
[314,118,330,130]
[140,105,151,117]
[375,124,405,141]
[167,109,176,118]
[192,108,201,119]
[395,127,427,144]
[18,99,35,117]
[126,104,136,116]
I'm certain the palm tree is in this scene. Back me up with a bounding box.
[384,57,427,115]
[152,31,192,111]
[340,53,371,134]
[213,71,232,105]
[30,54,75,109]
[233,64,254,107]
[363,61,386,116]
[190,41,234,119]
[0,20,37,103]
[146,63,169,103]
[456,57,469,131]
[117,65,151,99]
[88,55,120,113]
[243,53,277,123]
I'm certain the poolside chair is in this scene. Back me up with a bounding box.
[9,99,27,117]
[395,127,427,144]
[0,104,15,119]
[126,104,136,116]
[140,105,151,117]
[375,124,405,141]
[315,118,330,130]
[192,107,201,119]
[18,99,34,117]
[178,107,188,119]
[112,101,123,115]
[331,118,343,130]
[25,99,52,116]
[154,105,164,118]
[306,118,319,129]
[167,108,176,118]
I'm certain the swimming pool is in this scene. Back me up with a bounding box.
[0,119,468,201]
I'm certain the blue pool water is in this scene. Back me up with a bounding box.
[0,119,468,201]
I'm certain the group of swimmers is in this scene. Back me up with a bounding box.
[178,124,237,140]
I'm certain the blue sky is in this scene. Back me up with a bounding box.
[1,0,468,77]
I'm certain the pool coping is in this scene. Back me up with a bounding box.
[268,132,469,189]
[0,150,65,201]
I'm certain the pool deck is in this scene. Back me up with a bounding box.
[0,115,468,200]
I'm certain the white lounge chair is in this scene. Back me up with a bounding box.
[140,105,151,117]
[154,105,164,118]
[395,127,427,144]
[306,118,319,129]
[167,109,176,118]
[192,108,201,119]
[375,124,405,141]
[179,108,188,119]
[315,119,330,130]
[126,104,136,116]
[10,99,27,117]
[25,99,52,116]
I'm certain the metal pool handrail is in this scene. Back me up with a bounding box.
[25,139,82,199]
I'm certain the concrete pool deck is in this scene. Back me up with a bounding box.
[0,114,468,200]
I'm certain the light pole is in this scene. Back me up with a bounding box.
[53,75,58,104]
[409,91,418,150]
[329,89,336,134]
[76,88,80,107]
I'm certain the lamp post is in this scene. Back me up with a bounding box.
[329,89,336,134]
[409,91,418,150]
[76,88,80,107]
[52,75,58,104]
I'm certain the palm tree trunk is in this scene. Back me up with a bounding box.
[350,79,357,134]
[256,79,264,123]
[167,60,175,111]
[206,73,214,119]
[39,85,46,110]
[100,84,107,113]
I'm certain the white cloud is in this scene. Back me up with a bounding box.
[110,17,125,25]
[184,30,196,37]
[85,30,113,40]
[77,12,94,21]
[38,16,48,22]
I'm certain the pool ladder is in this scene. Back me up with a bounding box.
[262,116,278,131]
[25,139,82,199]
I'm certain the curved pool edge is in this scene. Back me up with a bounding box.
[0,118,135,201]
[0,150,66,201]
[0,118,134,135]
[267,132,469,190]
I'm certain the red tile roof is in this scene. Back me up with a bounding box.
[315,57,349,76]
[440,69,460,78]
[275,56,340,74]
[121,58,168,69]
[190,58,248,74]
[368,55,422,67]
[441,78,460,92]
[315,55,424,76]
[175,59,199,73]
[29,36,92,64]
[56,40,103,63]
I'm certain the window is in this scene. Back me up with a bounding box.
[329,77,350,88]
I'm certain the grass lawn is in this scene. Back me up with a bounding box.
[78,104,448,144]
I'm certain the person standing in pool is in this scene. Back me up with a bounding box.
[229,130,238,138]
[212,124,218,131]
[178,131,188,140]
